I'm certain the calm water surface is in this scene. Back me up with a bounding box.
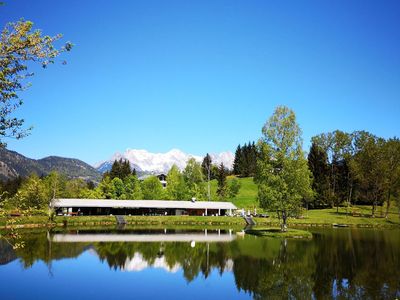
[0,227,399,300]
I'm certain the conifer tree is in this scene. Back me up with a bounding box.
[201,153,212,180]
[308,142,330,208]
[233,145,242,175]
[216,163,228,199]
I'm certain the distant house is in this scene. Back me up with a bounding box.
[138,173,167,188]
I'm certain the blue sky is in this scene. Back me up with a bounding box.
[1,0,399,165]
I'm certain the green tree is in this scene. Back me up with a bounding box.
[255,106,312,231]
[64,179,89,198]
[124,174,143,199]
[307,142,330,208]
[165,165,187,200]
[382,138,400,218]
[111,177,126,199]
[183,158,206,200]
[312,130,353,210]
[109,159,132,180]
[43,171,66,200]
[96,176,114,199]
[227,177,241,199]
[233,145,242,175]
[216,163,227,199]
[11,174,48,210]
[201,154,212,200]
[351,133,387,217]
[0,20,72,145]
[141,176,164,200]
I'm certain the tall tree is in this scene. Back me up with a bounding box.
[201,153,212,200]
[312,130,352,210]
[183,158,206,200]
[124,174,143,200]
[233,145,242,175]
[351,133,386,217]
[216,163,227,199]
[307,142,330,208]
[109,159,132,180]
[227,177,241,199]
[0,20,72,146]
[382,138,400,218]
[255,106,312,231]
[11,174,47,210]
[166,165,187,200]
[141,176,164,200]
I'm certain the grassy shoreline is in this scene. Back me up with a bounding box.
[1,206,399,230]
[246,227,313,239]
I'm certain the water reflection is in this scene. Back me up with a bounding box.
[1,228,399,299]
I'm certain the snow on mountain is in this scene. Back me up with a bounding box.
[210,152,235,169]
[94,149,234,174]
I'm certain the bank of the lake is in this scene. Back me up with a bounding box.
[1,206,399,229]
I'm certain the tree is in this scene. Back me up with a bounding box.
[233,145,242,175]
[109,159,131,180]
[165,165,187,200]
[64,178,88,198]
[201,153,212,200]
[0,20,72,146]
[96,176,114,199]
[111,177,126,199]
[43,171,66,200]
[227,177,241,199]
[255,106,312,231]
[183,158,206,200]
[201,153,212,178]
[11,173,47,210]
[141,176,164,200]
[382,138,400,218]
[307,142,330,208]
[351,133,387,217]
[312,130,353,210]
[233,143,257,177]
[216,163,228,199]
[124,174,143,200]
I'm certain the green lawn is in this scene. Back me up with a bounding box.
[210,176,258,209]
[1,208,399,229]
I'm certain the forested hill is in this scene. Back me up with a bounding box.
[0,148,101,182]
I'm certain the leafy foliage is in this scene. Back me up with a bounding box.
[255,106,312,230]
[141,176,164,200]
[183,158,206,200]
[0,20,72,145]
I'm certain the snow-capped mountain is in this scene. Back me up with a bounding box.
[94,149,234,174]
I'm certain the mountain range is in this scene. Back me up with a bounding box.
[0,147,102,182]
[94,149,235,174]
[0,147,235,182]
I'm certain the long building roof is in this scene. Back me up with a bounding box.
[51,233,236,243]
[51,199,237,210]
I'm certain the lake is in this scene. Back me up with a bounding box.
[1,227,399,299]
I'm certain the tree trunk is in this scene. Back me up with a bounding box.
[385,190,391,219]
[281,210,288,232]
[372,196,377,218]
[347,184,353,216]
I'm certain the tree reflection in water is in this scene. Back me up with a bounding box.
[0,228,399,299]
